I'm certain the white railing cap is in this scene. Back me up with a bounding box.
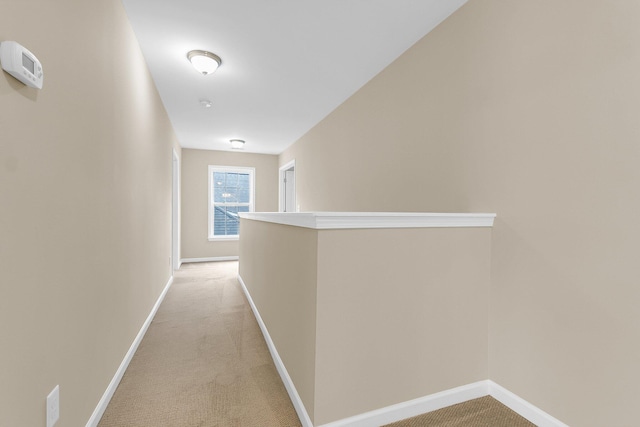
[238,212,496,229]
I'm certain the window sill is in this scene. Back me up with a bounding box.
[208,236,240,242]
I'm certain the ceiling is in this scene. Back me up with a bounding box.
[121,0,467,155]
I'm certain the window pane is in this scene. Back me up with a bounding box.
[213,171,252,204]
[237,173,250,203]
[214,205,240,236]
[213,204,251,236]
[238,173,250,188]
[214,172,226,186]
[237,188,249,203]
[224,189,238,204]
[214,173,226,203]
[226,173,238,188]
[214,186,224,203]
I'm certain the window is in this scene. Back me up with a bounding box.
[208,166,255,240]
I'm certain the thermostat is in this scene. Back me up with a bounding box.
[0,41,43,89]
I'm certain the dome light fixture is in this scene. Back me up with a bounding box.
[230,139,245,150]
[187,50,222,75]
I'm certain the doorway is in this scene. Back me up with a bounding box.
[279,159,296,212]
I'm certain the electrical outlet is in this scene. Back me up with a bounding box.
[46,385,59,427]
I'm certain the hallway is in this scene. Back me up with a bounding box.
[98,261,301,426]
[97,261,536,426]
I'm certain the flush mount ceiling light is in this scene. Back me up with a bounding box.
[230,139,245,150]
[187,50,222,75]
[199,99,213,108]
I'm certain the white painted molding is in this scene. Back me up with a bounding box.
[171,149,181,272]
[316,380,568,427]
[239,212,496,229]
[237,273,563,427]
[318,381,490,427]
[279,159,296,213]
[489,381,569,427]
[180,256,239,264]
[86,275,174,427]
[237,275,313,427]
[82,277,566,427]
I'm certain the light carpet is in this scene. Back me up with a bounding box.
[383,396,536,427]
[98,261,536,427]
[98,261,301,427]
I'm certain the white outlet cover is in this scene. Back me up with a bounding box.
[46,385,60,427]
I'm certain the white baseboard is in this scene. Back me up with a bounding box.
[85,275,174,427]
[237,275,314,427]
[489,381,569,427]
[318,381,489,427]
[318,380,568,427]
[236,275,567,427]
[181,256,239,264]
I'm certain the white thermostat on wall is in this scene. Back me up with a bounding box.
[0,41,43,89]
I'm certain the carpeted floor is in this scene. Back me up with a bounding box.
[383,396,537,427]
[98,261,536,427]
[98,261,301,427]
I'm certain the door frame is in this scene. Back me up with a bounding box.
[171,149,181,271]
[279,159,296,212]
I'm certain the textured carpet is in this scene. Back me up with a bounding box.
[98,261,535,427]
[98,261,301,427]
[383,396,537,427]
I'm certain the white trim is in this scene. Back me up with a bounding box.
[279,159,296,212]
[86,276,174,427]
[172,149,181,272]
[208,235,239,242]
[239,212,496,230]
[317,381,489,427]
[181,256,239,264]
[237,275,313,427]
[489,381,569,427]
[315,380,568,427]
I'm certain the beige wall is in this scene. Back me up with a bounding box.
[239,220,491,425]
[314,227,490,425]
[181,149,278,259]
[0,1,180,426]
[238,219,318,421]
[281,1,640,425]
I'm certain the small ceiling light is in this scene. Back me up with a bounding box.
[230,139,245,150]
[199,99,213,108]
[187,50,222,75]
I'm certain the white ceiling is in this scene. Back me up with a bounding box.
[121,0,467,154]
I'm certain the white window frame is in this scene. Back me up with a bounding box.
[208,165,255,241]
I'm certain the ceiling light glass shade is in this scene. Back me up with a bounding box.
[230,139,245,149]
[187,50,222,75]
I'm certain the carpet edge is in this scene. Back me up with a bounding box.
[238,274,314,427]
[85,275,174,427]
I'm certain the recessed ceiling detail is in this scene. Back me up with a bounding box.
[121,0,468,154]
